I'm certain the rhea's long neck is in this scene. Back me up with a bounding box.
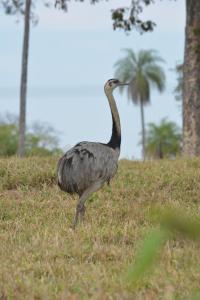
[105,89,121,150]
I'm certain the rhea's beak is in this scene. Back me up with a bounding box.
[119,82,129,86]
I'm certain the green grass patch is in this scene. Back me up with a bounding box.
[0,157,200,299]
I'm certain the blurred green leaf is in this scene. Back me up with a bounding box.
[126,228,169,285]
[151,206,200,240]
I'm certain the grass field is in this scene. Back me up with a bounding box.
[1,157,200,299]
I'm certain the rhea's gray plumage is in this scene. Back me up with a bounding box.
[57,142,119,195]
[57,79,129,229]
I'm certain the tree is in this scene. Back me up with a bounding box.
[55,0,156,32]
[145,119,181,159]
[0,114,62,157]
[0,124,18,156]
[0,114,18,156]
[0,1,24,14]
[3,0,199,157]
[182,0,200,157]
[25,122,62,156]
[0,0,107,157]
[109,0,200,157]
[172,62,183,112]
[18,0,31,157]
[1,0,60,157]
[1,0,36,157]
[114,49,165,160]
[173,63,183,103]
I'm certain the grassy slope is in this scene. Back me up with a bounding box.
[0,157,200,299]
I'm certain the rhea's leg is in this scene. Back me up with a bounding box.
[79,204,85,223]
[71,180,103,229]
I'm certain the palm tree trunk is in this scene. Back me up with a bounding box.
[18,0,31,157]
[158,141,163,159]
[183,0,200,156]
[139,99,146,161]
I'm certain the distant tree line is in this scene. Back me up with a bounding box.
[1,0,199,159]
[0,114,62,157]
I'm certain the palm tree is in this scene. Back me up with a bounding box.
[114,49,165,160]
[174,63,183,102]
[145,119,181,159]
[18,0,32,157]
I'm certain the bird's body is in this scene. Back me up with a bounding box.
[57,79,128,229]
[57,141,119,196]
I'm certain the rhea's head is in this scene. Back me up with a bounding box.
[104,79,129,93]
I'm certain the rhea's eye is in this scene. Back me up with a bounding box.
[113,80,119,84]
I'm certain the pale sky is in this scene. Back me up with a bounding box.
[0,0,185,159]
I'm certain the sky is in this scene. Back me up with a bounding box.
[0,0,185,159]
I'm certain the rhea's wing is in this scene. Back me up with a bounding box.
[57,142,118,195]
[71,142,118,182]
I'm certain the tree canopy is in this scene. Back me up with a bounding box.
[114,48,165,160]
[55,0,157,32]
[0,115,62,157]
[145,118,181,159]
[114,49,165,105]
[0,0,160,32]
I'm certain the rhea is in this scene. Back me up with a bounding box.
[57,79,129,229]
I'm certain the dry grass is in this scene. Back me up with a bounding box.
[1,157,200,299]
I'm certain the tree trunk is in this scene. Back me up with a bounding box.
[18,0,31,157]
[183,0,200,156]
[157,141,163,159]
[139,99,146,161]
